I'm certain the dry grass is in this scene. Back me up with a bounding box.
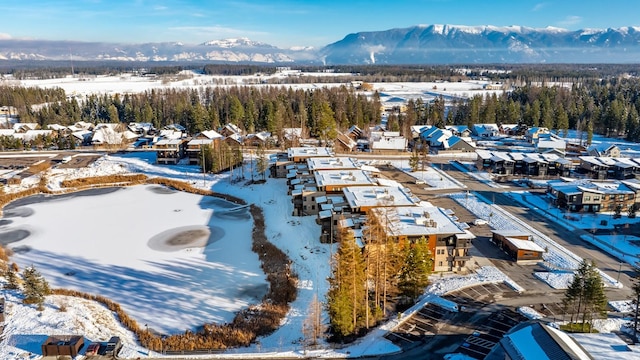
[60,174,148,188]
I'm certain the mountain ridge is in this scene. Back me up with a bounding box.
[2,24,640,64]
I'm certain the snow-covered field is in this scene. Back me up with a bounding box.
[15,71,503,103]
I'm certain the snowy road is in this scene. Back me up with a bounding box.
[483,191,634,299]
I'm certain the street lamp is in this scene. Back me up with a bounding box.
[617,262,622,283]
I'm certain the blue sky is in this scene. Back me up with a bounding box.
[1,0,638,48]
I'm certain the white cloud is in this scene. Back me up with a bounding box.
[0,33,12,40]
[557,15,583,27]
[154,5,168,11]
[532,2,547,11]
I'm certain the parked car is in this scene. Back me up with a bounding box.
[473,218,488,226]
[86,342,100,356]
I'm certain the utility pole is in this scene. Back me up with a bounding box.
[201,144,206,187]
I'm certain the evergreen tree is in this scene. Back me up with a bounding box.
[22,266,50,309]
[4,264,20,290]
[556,106,570,136]
[408,149,420,172]
[255,145,268,181]
[316,101,338,145]
[397,237,432,303]
[563,260,607,331]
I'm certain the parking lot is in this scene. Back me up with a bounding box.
[384,283,527,359]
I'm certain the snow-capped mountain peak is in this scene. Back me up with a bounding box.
[200,37,274,48]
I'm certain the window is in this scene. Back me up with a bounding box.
[593,196,600,201]
[584,196,590,201]
[311,205,315,210]
[438,261,443,266]
[311,196,315,201]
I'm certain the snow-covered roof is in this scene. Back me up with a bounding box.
[0,129,16,136]
[14,129,53,142]
[154,139,183,146]
[502,322,592,360]
[370,136,407,150]
[343,186,418,210]
[187,138,213,146]
[199,130,224,140]
[47,124,67,131]
[570,332,640,360]
[314,169,375,189]
[504,237,546,252]
[537,139,566,150]
[373,203,465,238]
[158,129,183,140]
[288,147,333,159]
[307,157,360,172]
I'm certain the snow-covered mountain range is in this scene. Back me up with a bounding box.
[320,24,640,64]
[2,24,640,64]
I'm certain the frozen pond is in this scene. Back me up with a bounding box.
[0,185,267,335]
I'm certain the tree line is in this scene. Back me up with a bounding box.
[389,77,640,145]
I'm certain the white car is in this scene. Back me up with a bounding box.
[473,219,488,225]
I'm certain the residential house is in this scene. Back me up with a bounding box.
[438,136,475,154]
[291,184,325,216]
[587,144,621,158]
[334,131,358,153]
[244,131,271,147]
[369,131,407,153]
[154,138,187,165]
[128,122,155,135]
[220,123,242,137]
[536,139,567,155]
[579,156,611,180]
[548,179,635,213]
[186,138,213,165]
[411,125,431,140]
[195,130,224,141]
[12,122,39,133]
[222,133,243,148]
[472,124,499,138]
[347,125,364,140]
[91,123,138,147]
[524,127,550,143]
[445,125,472,137]
[419,127,453,148]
